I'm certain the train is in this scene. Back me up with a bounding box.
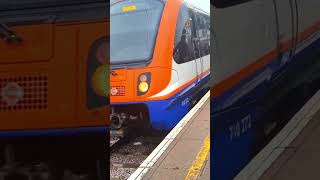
[210,0,320,179]
[0,0,108,179]
[110,0,210,131]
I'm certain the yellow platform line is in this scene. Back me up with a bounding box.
[185,135,210,180]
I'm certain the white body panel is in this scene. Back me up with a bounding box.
[150,54,210,98]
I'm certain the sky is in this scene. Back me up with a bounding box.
[185,0,210,13]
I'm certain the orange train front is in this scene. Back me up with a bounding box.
[110,0,210,130]
[0,1,108,176]
[0,0,110,177]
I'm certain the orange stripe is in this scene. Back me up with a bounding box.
[211,21,320,99]
[212,50,277,99]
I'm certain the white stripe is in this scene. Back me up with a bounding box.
[234,89,320,180]
[150,55,210,98]
[150,60,196,98]
[128,91,210,180]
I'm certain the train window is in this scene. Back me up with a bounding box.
[212,0,253,8]
[206,16,210,54]
[203,14,210,56]
[194,13,210,57]
[110,0,164,65]
[173,4,197,64]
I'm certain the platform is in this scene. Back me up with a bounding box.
[128,92,210,180]
[235,90,320,180]
[261,99,320,179]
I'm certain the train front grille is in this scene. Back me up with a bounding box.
[0,75,48,112]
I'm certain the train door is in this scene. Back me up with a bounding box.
[194,12,210,83]
[189,10,202,84]
[272,0,297,68]
[294,0,320,52]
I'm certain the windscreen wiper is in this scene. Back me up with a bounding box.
[0,24,23,44]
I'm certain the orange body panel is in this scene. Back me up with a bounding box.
[0,20,108,130]
[0,24,54,64]
[110,0,183,103]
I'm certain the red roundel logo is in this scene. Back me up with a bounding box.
[1,82,24,106]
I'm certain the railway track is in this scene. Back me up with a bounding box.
[110,136,121,147]
[110,126,130,148]
[110,130,166,180]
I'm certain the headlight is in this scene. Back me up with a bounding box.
[137,72,151,96]
[138,81,149,93]
[87,37,109,109]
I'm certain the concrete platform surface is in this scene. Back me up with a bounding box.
[141,98,210,180]
[261,107,320,180]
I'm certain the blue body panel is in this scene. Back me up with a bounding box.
[212,37,320,180]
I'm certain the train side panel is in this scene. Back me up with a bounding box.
[211,0,320,179]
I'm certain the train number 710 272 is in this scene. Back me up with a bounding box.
[229,115,252,141]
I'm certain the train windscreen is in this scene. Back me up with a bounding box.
[110,0,164,65]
